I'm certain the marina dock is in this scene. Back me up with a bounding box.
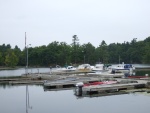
[74,78,149,96]
[1,70,150,97]
[81,83,146,94]
[43,77,100,89]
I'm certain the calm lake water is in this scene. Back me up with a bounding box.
[0,68,51,77]
[0,85,150,113]
[0,64,150,77]
[0,65,150,113]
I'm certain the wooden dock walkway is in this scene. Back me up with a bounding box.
[81,82,146,95]
[73,78,149,96]
[1,72,150,97]
[44,77,100,89]
[9,80,44,85]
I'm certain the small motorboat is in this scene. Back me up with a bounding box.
[77,64,92,72]
[110,62,135,73]
[91,64,104,71]
[55,65,76,72]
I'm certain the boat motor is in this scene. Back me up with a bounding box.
[75,82,84,96]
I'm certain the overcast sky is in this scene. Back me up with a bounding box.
[0,0,150,50]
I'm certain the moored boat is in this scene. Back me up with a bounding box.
[77,64,92,72]
[110,62,135,73]
[91,63,104,71]
[53,65,76,73]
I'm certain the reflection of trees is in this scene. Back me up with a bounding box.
[0,83,12,89]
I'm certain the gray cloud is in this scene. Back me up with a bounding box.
[0,0,150,49]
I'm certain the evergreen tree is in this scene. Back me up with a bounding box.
[5,50,18,67]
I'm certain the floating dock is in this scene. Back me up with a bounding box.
[9,80,43,85]
[74,82,146,96]
[82,83,146,93]
[43,77,100,89]
[1,70,150,97]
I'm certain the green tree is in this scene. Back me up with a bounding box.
[5,50,19,67]
[142,43,150,63]
[96,40,109,63]
[0,44,12,66]
[72,35,79,64]
[81,43,95,64]
[108,43,119,63]
[14,45,22,65]
[0,52,3,65]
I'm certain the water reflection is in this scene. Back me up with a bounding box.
[0,85,150,113]
[75,90,150,99]
[26,85,32,113]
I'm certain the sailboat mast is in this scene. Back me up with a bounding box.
[25,32,27,75]
[25,32,26,49]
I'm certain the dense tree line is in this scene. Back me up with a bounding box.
[0,36,150,67]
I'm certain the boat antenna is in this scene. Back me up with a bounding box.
[25,32,26,49]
